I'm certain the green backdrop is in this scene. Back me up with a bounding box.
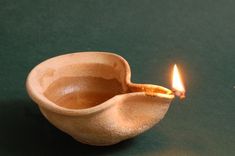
[0,0,234,155]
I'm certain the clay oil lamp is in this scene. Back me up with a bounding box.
[26,52,185,146]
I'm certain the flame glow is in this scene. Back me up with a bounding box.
[172,64,185,98]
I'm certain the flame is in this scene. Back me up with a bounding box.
[172,64,185,98]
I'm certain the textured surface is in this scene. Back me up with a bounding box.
[0,0,235,155]
[26,52,173,146]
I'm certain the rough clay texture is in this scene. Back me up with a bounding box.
[26,52,174,146]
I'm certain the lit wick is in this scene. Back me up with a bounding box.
[172,64,186,99]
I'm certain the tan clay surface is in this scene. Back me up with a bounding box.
[26,52,174,146]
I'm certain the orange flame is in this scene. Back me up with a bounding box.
[172,64,185,98]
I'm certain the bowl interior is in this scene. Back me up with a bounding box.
[44,64,124,109]
[29,52,129,109]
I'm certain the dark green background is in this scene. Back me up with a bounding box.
[0,0,234,155]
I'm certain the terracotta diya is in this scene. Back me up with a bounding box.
[26,52,184,146]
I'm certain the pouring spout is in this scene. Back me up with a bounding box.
[97,82,173,141]
[113,88,174,140]
[128,83,174,97]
